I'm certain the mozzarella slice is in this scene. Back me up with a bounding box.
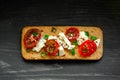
[58,46,65,56]
[77,31,89,45]
[94,39,100,47]
[58,32,71,46]
[58,32,75,50]
[32,37,46,52]
[48,36,58,40]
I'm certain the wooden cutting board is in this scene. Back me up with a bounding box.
[21,26,103,60]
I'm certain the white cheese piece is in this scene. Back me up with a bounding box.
[58,32,71,46]
[32,37,46,52]
[48,36,58,40]
[58,46,65,56]
[94,39,100,47]
[77,31,89,45]
[58,32,75,50]
[68,45,75,50]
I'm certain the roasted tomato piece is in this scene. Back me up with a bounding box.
[66,27,79,41]
[45,39,59,56]
[24,29,41,48]
[78,40,97,57]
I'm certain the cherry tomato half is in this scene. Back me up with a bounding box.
[45,39,59,56]
[78,40,97,57]
[65,27,79,41]
[24,29,41,48]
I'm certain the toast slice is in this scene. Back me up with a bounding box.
[21,26,103,60]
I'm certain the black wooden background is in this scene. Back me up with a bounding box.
[0,0,120,80]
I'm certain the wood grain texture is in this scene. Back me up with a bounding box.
[21,26,103,60]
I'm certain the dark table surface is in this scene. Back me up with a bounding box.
[0,0,120,80]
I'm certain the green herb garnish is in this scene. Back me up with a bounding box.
[85,31,89,37]
[41,52,46,57]
[72,41,78,45]
[44,34,49,39]
[71,48,75,55]
[90,36,97,41]
[51,27,57,33]
[32,32,38,36]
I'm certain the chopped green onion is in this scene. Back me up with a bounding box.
[44,34,49,39]
[85,31,89,37]
[71,48,75,55]
[72,41,78,45]
[41,52,46,57]
[51,27,57,33]
[32,32,38,36]
[90,36,97,41]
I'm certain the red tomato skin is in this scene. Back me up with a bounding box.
[78,40,97,57]
[45,39,59,56]
[65,27,79,41]
[24,29,41,49]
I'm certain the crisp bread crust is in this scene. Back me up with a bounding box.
[21,26,103,60]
